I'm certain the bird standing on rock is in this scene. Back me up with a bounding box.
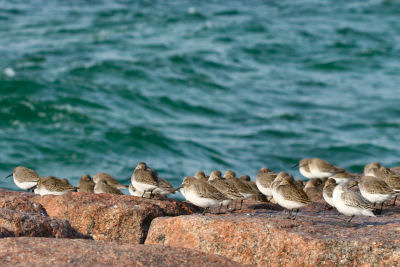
[178,176,228,214]
[78,174,95,193]
[131,162,159,198]
[5,166,40,191]
[256,167,277,200]
[357,176,395,212]
[272,172,311,220]
[296,158,347,179]
[94,179,123,195]
[93,173,128,189]
[34,176,77,196]
[332,184,375,222]
[208,170,243,210]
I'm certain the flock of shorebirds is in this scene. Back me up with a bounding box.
[4,158,400,222]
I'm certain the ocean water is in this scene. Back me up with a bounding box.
[1,0,400,194]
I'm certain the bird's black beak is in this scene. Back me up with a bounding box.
[175,186,183,191]
[5,173,12,179]
[292,163,299,168]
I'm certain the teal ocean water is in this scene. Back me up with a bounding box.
[1,0,400,193]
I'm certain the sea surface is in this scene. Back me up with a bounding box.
[1,0,400,195]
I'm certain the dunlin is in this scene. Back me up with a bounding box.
[194,171,208,182]
[78,174,95,193]
[240,175,259,192]
[94,180,123,195]
[379,166,400,205]
[208,170,243,209]
[330,172,356,185]
[304,178,323,201]
[358,176,395,211]
[364,163,400,205]
[363,162,381,176]
[332,184,375,222]
[131,162,159,197]
[256,167,277,200]
[93,173,128,189]
[178,176,228,214]
[308,158,346,178]
[322,178,337,208]
[34,176,77,196]
[296,158,316,179]
[224,170,254,199]
[5,166,40,191]
[272,172,311,219]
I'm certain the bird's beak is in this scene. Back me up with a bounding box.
[348,182,357,189]
[292,163,299,168]
[175,185,183,191]
[5,173,12,179]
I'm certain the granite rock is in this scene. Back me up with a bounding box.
[30,191,199,243]
[146,200,400,266]
[0,237,246,267]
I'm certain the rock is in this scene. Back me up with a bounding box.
[30,192,199,243]
[0,191,86,239]
[146,200,400,266]
[0,189,199,243]
[0,237,246,267]
[0,208,85,238]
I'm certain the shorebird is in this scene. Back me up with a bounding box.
[208,170,244,209]
[93,173,128,189]
[131,162,159,198]
[194,171,208,182]
[94,180,123,195]
[332,184,375,222]
[78,174,95,193]
[296,158,346,179]
[322,178,337,208]
[272,172,311,219]
[34,176,77,196]
[304,178,323,201]
[5,166,40,191]
[329,172,356,185]
[224,170,254,199]
[178,176,228,214]
[364,163,400,205]
[256,167,277,200]
[308,158,346,178]
[129,177,176,198]
[357,176,395,212]
[295,158,316,179]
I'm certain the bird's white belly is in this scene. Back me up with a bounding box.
[256,180,272,197]
[300,167,317,179]
[184,189,221,208]
[14,179,37,191]
[274,191,306,210]
[131,180,157,192]
[34,187,66,196]
[360,190,392,204]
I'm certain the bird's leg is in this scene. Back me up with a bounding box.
[150,189,155,198]
[380,202,384,212]
[239,199,243,210]
[292,209,299,220]
[141,190,146,198]
[347,215,354,223]
[202,207,209,215]
[392,195,398,206]
[373,202,376,207]
[286,209,292,219]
